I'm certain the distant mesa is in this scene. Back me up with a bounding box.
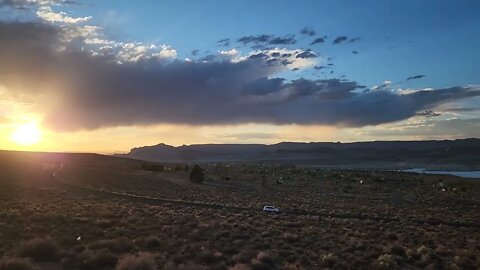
[119,139,480,171]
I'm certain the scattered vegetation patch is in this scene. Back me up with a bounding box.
[17,238,59,262]
[116,252,156,270]
[0,257,37,270]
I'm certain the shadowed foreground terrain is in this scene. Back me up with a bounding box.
[0,150,479,269]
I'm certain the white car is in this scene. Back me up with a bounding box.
[262,205,280,213]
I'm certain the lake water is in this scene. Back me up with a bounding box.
[402,168,480,179]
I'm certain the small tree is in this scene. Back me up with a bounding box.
[189,165,204,184]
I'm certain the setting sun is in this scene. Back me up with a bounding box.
[11,123,41,146]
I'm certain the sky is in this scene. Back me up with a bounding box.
[0,0,479,153]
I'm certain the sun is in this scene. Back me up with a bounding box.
[11,123,41,146]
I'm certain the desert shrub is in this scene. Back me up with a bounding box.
[60,251,81,269]
[80,248,117,269]
[251,262,274,270]
[0,257,37,270]
[116,253,156,270]
[249,252,277,270]
[90,237,133,253]
[196,250,221,264]
[228,264,249,270]
[141,163,165,172]
[17,238,59,262]
[321,253,338,267]
[189,165,204,184]
[209,261,228,270]
[144,235,162,249]
[377,254,396,269]
[389,244,406,256]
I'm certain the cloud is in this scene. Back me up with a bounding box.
[0,0,79,11]
[237,34,271,45]
[359,117,480,139]
[268,35,296,45]
[371,80,393,91]
[295,49,317,59]
[300,27,315,36]
[237,34,296,46]
[36,6,90,24]
[1,22,480,132]
[216,38,230,47]
[352,50,358,54]
[249,52,268,60]
[219,48,239,57]
[441,107,479,113]
[415,110,441,117]
[191,49,199,56]
[309,37,325,45]
[348,37,361,43]
[333,36,348,44]
[240,48,317,69]
[220,132,277,140]
[406,74,426,80]
[113,43,177,63]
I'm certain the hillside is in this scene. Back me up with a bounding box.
[121,138,480,170]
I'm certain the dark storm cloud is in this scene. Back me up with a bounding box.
[300,27,316,36]
[407,75,426,80]
[333,36,348,44]
[1,22,480,131]
[295,49,317,59]
[309,37,325,45]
